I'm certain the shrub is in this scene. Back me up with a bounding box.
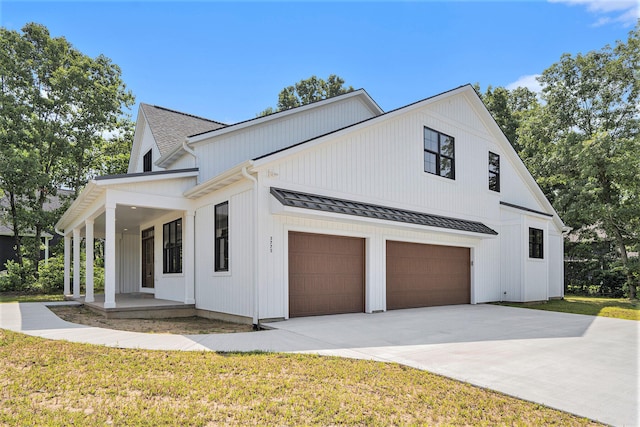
[0,260,36,292]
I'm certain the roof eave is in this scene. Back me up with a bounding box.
[183,161,253,199]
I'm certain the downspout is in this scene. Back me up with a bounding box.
[183,138,198,180]
[241,165,259,328]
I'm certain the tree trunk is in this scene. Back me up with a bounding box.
[611,226,635,299]
[8,191,23,266]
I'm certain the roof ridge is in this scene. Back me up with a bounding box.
[142,103,227,126]
[187,88,373,139]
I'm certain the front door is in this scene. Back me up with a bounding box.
[141,227,154,289]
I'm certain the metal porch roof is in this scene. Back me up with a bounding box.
[270,187,498,236]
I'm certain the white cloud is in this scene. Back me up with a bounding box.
[549,0,639,27]
[506,74,543,93]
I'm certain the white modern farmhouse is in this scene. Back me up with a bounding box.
[56,84,566,324]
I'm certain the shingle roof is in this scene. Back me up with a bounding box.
[140,104,226,156]
[270,187,498,236]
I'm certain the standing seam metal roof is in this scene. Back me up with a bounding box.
[270,187,498,235]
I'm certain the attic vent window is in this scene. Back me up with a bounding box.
[143,150,152,172]
[424,127,455,180]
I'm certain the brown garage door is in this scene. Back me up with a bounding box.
[386,241,470,309]
[289,232,365,317]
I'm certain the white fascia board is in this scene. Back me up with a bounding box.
[183,161,253,199]
[127,107,147,174]
[465,91,565,230]
[271,203,498,239]
[94,170,198,187]
[187,90,382,145]
[155,142,186,168]
[55,181,101,233]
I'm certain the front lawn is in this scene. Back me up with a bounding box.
[0,329,601,426]
[0,292,65,303]
[497,296,639,321]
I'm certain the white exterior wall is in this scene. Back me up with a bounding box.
[116,233,140,293]
[139,210,186,302]
[251,91,562,315]
[257,183,485,319]
[194,183,254,318]
[130,120,163,173]
[193,97,378,183]
[548,230,564,298]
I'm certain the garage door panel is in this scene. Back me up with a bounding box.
[386,241,470,309]
[289,232,364,317]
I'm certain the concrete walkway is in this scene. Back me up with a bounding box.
[0,302,637,426]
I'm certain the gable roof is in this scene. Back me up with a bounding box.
[271,187,498,236]
[251,84,564,230]
[187,89,383,144]
[140,103,226,157]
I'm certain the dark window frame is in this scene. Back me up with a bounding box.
[163,218,182,273]
[529,227,544,259]
[143,150,152,172]
[215,201,229,272]
[424,127,455,180]
[489,151,500,192]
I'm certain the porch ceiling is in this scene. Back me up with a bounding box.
[91,205,175,236]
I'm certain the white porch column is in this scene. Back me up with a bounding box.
[72,228,81,299]
[184,210,195,304]
[85,219,94,303]
[104,205,116,309]
[63,235,71,296]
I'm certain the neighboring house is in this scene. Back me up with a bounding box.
[55,85,566,324]
[0,190,72,269]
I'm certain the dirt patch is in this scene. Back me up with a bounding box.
[48,305,254,334]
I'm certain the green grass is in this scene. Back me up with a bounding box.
[497,296,639,320]
[0,329,601,426]
[0,292,65,303]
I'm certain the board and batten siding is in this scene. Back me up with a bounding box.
[548,230,564,299]
[115,233,140,294]
[193,97,378,184]
[258,183,488,319]
[194,188,254,318]
[264,94,548,225]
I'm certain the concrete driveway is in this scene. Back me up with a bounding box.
[1,302,637,426]
[263,305,638,427]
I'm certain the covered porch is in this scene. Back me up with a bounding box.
[55,169,199,310]
[75,293,196,319]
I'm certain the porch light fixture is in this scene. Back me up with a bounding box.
[130,206,137,209]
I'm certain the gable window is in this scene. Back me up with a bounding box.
[215,202,229,272]
[424,127,455,179]
[143,150,152,172]
[529,228,544,259]
[489,152,500,192]
[163,218,182,273]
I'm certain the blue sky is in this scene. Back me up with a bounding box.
[0,1,637,124]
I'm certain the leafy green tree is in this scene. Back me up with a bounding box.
[258,74,354,116]
[474,84,539,154]
[0,23,134,275]
[538,25,639,298]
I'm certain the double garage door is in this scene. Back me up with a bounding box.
[288,232,470,318]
